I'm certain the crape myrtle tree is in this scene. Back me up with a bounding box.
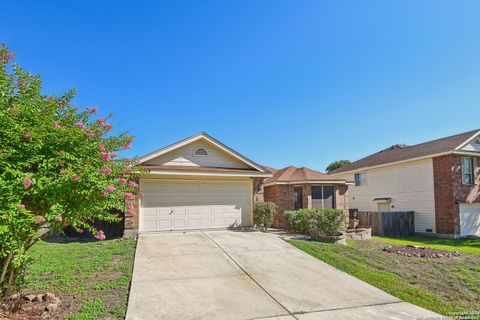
[0,44,142,299]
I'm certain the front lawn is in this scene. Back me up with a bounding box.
[377,236,480,255]
[21,238,136,319]
[287,237,480,317]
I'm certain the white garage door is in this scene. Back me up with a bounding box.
[140,179,251,231]
[460,203,480,236]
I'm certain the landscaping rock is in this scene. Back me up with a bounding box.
[382,245,460,259]
[23,294,36,302]
[45,302,58,312]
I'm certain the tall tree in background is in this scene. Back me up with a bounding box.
[0,44,141,298]
[325,160,351,173]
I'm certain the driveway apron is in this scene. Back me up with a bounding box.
[126,231,440,320]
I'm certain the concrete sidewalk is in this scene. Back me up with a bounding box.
[126,231,441,320]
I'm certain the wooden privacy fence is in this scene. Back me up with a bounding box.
[356,211,414,237]
[64,210,125,239]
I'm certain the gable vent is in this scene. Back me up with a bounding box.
[194,148,208,156]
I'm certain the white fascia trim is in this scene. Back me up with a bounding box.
[329,151,453,176]
[144,170,272,178]
[454,130,480,150]
[264,180,349,187]
[452,151,480,157]
[138,133,267,172]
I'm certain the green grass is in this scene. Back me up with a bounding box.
[288,237,480,317]
[23,238,136,319]
[376,236,480,255]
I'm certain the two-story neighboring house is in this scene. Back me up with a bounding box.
[330,129,480,238]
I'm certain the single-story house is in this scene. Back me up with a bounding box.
[330,129,480,238]
[263,166,351,229]
[124,132,271,235]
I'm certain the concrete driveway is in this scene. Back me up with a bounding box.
[126,231,439,320]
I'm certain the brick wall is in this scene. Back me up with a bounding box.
[264,183,350,229]
[433,154,480,236]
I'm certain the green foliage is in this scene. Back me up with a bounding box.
[24,239,136,319]
[312,208,346,237]
[288,238,480,316]
[284,209,314,234]
[377,236,480,255]
[284,208,345,236]
[325,160,351,173]
[0,44,141,298]
[253,202,277,232]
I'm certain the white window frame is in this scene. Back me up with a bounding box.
[354,173,367,186]
[462,157,475,185]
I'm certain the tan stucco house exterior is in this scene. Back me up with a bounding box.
[330,129,480,238]
[124,132,271,235]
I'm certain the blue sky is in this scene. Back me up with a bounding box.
[2,1,480,171]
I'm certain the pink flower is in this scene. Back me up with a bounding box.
[78,229,84,234]
[101,184,116,196]
[35,216,46,225]
[124,192,134,200]
[101,167,112,175]
[75,121,86,129]
[54,215,62,222]
[86,107,98,114]
[102,123,113,131]
[126,202,136,216]
[139,191,144,198]
[128,181,138,188]
[124,158,131,162]
[22,178,34,189]
[17,204,25,210]
[123,165,132,172]
[95,230,106,241]
[71,175,80,182]
[110,153,118,158]
[97,117,106,124]
[123,142,131,150]
[98,144,106,152]
[118,178,127,185]
[53,121,61,128]
[100,152,111,161]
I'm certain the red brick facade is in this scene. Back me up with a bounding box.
[264,184,349,229]
[433,154,480,236]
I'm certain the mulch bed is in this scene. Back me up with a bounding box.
[383,244,461,258]
[0,293,61,320]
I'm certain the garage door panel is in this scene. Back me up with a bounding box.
[140,180,251,231]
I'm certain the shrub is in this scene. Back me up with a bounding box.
[284,208,346,236]
[284,209,314,234]
[312,208,346,237]
[0,44,141,299]
[254,202,277,232]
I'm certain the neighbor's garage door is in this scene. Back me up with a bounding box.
[460,203,480,236]
[140,179,251,231]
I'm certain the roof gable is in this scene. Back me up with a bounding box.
[265,166,348,185]
[457,131,480,152]
[330,129,480,174]
[138,132,268,172]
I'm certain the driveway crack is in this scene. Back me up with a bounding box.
[202,232,299,320]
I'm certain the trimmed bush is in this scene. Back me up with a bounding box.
[312,208,346,237]
[284,208,346,236]
[284,209,314,234]
[254,202,277,232]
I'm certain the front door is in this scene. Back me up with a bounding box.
[293,186,303,210]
